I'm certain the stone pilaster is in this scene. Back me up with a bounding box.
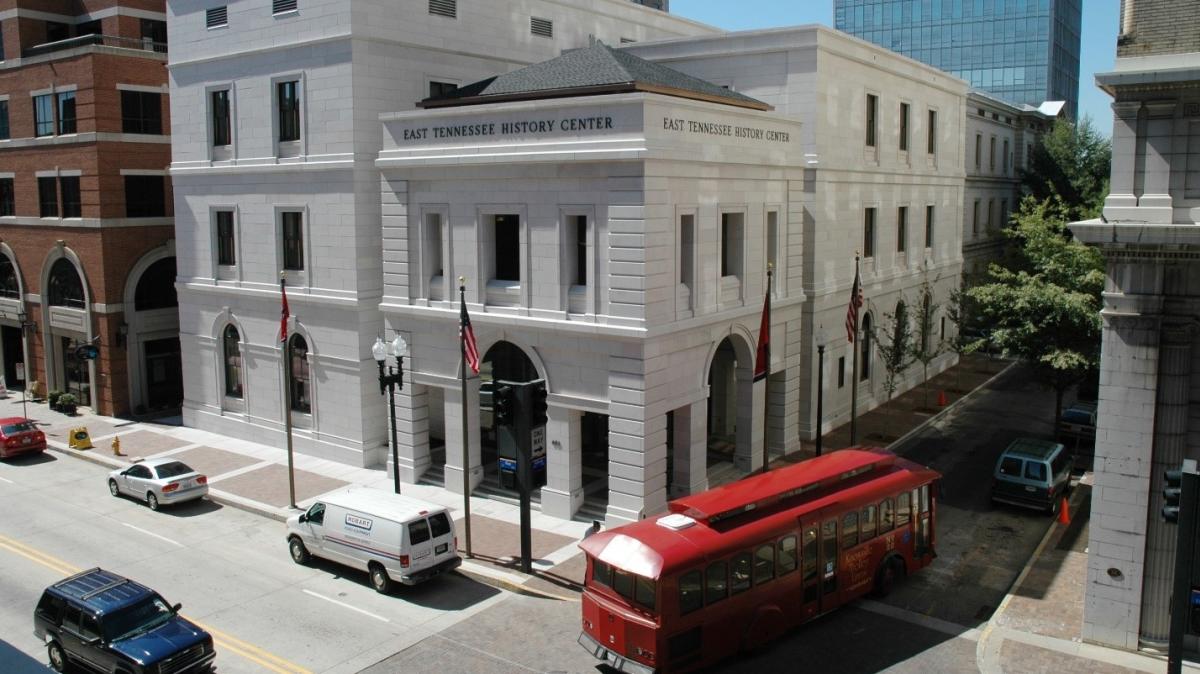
[670,399,708,498]
[443,377,483,493]
[394,381,431,483]
[542,404,585,520]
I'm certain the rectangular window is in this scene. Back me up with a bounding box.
[837,356,845,388]
[121,91,163,135]
[879,499,895,532]
[429,0,457,18]
[1001,199,1008,228]
[572,215,587,287]
[865,94,878,147]
[216,211,236,266]
[124,175,165,217]
[861,505,877,540]
[974,134,981,168]
[766,211,778,281]
[720,212,744,278]
[56,91,76,135]
[899,102,909,151]
[140,19,167,48]
[679,214,694,287]
[863,208,876,258]
[1003,139,1010,174]
[428,81,457,99]
[927,109,937,154]
[925,205,934,248]
[60,176,80,218]
[282,211,304,271]
[211,90,231,147]
[530,17,553,38]
[704,560,728,605]
[897,206,907,253]
[753,544,775,585]
[987,199,994,229]
[494,214,519,282]
[34,95,54,137]
[0,100,8,140]
[778,536,798,574]
[802,527,818,581]
[273,0,298,14]
[38,177,58,217]
[989,137,996,171]
[842,511,859,549]
[277,80,300,143]
[678,570,703,615]
[206,7,228,28]
[972,200,980,235]
[424,212,443,281]
[730,552,752,594]
[897,491,911,527]
[0,178,13,216]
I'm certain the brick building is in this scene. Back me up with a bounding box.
[0,0,176,416]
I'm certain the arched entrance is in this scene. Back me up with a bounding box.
[706,333,757,484]
[479,341,541,496]
[126,253,182,414]
[43,254,92,407]
[0,249,27,391]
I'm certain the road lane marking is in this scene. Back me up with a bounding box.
[0,475,14,484]
[301,589,390,623]
[121,522,183,547]
[0,532,313,674]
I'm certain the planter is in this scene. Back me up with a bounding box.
[60,404,77,416]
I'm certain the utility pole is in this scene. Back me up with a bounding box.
[1163,459,1199,674]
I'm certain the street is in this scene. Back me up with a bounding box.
[0,364,1075,674]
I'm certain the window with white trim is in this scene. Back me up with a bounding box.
[281,211,304,271]
[216,210,236,267]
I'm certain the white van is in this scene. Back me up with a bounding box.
[286,487,461,592]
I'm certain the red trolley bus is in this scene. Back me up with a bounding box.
[578,447,940,673]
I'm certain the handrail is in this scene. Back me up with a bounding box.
[22,33,167,59]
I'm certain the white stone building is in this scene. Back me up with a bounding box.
[379,28,970,525]
[167,0,714,466]
[1073,0,1200,653]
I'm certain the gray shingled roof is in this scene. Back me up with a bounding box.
[421,41,769,110]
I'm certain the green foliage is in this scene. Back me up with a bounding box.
[910,280,943,369]
[946,282,983,357]
[1021,116,1111,221]
[967,197,1104,423]
[48,390,63,407]
[874,297,915,402]
[58,393,77,406]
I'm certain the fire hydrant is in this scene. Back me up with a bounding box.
[111,436,122,456]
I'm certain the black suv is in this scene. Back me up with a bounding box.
[33,568,215,674]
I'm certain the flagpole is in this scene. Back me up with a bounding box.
[281,272,296,509]
[761,264,772,474]
[849,256,860,446]
[458,277,473,559]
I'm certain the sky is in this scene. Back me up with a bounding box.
[669,1,1120,134]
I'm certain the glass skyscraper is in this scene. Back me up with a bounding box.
[834,0,1081,118]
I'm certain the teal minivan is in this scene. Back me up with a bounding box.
[991,438,1072,513]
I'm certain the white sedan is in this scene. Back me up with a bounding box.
[108,458,209,510]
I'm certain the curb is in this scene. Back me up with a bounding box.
[888,359,1019,453]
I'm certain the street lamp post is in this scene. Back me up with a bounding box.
[372,334,407,494]
[815,326,827,458]
[16,309,31,419]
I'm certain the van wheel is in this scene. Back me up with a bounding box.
[289,537,311,565]
[369,563,392,594]
[47,641,66,672]
[108,479,120,497]
[147,492,160,511]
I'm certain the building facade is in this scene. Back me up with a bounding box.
[0,0,176,416]
[1073,0,1200,654]
[168,0,715,468]
[834,0,1082,119]
[379,28,967,525]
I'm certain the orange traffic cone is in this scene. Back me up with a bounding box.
[937,390,948,407]
[1057,497,1071,525]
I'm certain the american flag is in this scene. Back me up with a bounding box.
[460,294,480,375]
[845,258,863,343]
[279,276,290,343]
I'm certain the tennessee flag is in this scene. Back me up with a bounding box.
[754,270,771,382]
[279,277,290,343]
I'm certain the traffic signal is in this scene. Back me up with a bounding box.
[494,384,514,428]
[529,381,548,427]
[1165,468,1183,523]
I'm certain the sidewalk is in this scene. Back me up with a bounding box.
[6,356,1193,674]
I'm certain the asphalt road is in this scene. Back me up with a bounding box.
[0,451,509,674]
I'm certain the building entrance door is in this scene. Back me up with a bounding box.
[2,325,24,390]
[61,336,91,407]
[143,337,183,409]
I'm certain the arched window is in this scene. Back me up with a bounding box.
[0,256,19,299]
[288,334,311,414]
[47,258,85,308]
[860,312,872,381]
[134,257,178,311]
[223,325,243,398]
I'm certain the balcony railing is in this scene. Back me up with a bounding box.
[22,34,167,59]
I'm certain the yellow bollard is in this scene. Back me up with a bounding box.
[111,436,122,456]
[68,427,93,450]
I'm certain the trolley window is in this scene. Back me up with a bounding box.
[879,499,895,533]
[802,528,818,581]
[592,559,613,588]
[778,536,798,574]
[705,561,728,605]
[896,492,911,527]
[861,504,877,540]
[754,544,775,585]
[842,512,859,549]
[635,576,656,611]
[679,570,703,615]
[730,553,752,594]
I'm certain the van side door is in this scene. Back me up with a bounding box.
[406,518,434,570]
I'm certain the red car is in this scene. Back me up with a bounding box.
[0,417,46,459]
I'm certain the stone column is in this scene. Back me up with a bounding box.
[443,377,483,493]
[541,405,584,520]
[1103,101,1142,220]
[1137,100,1177,223]
[394,381,430,484]
[734,371,766,473]
[605,366,668,524]
[767,367,801,458]
[670,399,708,498]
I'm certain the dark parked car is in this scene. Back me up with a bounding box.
[34,567,215,674]
[991,438,1073,514]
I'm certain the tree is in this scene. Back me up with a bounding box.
[910,280,943,408]
[1021,116,1111,222]
[967,197,1104,435]
[874,297,915,435]
[945,281,983,393]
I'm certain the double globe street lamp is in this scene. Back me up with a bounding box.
[372,334,407,494]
